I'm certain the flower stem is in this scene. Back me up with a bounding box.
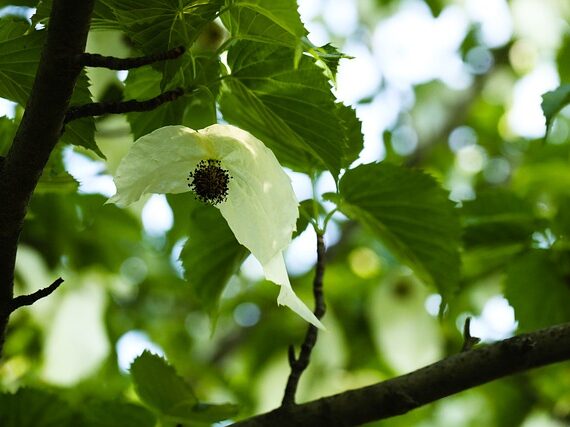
[282,230,327,407]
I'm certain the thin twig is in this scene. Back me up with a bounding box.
[78,46,185,70]
[282,232,327,407]
[64,88,185,123]
[8,277,64,313]
[461,316,481,352]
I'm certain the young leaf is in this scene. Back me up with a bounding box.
[505,250,570,331]
[130,351,237,424]
[179,199,248,313]
[334,162,461,299]
[541,84,570,136]
[0,388,74,427]
[219,41,347,176]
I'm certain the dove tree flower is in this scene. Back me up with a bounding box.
[108,124,323,329]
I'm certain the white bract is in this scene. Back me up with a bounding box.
[108,124,323,329]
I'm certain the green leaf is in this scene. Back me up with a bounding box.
[33,0,121,30]
[553,197,570,239]
[105,0,223,54]
[336,103,364,166]
[0,115,17,155]
[124,66,186,139]
[541,84,570,136]
[0,388,74,427]
[130,351,237,424]
[179,198,248,313]
[80,401,156,427]
[36,144,79,194]
[222,0,307,47]
[0,20,44,106]
[220,41,349,176]
[293,199,316,239]
[124,54,220,138]
[505,250,570,331]
[335,162,461,298]
[556,33,570,84]
[0,21,100,155]
[460,189,536,249]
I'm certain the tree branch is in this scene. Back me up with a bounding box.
[8,278,64,313]
[232,322,570,426]
[77,46,185,70]
[0,0,95,354]
[282,232,327,406]
[64,88,185,123]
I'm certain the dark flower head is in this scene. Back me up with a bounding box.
[187,159,231,205]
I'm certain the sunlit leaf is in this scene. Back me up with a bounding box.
[222,0,307,47]
[220,41,350,176]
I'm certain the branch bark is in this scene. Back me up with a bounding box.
[0,0,95,354]
[64,88,185,123]
[8,277,64,313]
[78,46,185,70]
[232,322,570,427]
[282,232,327,406]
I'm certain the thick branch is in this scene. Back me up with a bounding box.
[0,0,94,353]
[64,88,185,123]
[77,46,185,70]
[282,232,327,406]
[8,278,64,313]
[233,322,570,427]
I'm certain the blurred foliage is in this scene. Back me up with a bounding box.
[1,0,570,426]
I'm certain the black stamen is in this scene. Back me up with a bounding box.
[188,159,231,205]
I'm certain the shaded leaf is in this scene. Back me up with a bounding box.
[541,84,570,136]
[505,250,570,331]
[130,351,237,424]
[334,162,461,298]
[80,400,156,427]
[460,189,536,249]
[0,20,99,155]
[0,388,74,427]
[33,0,121,30]
[36,144,79,194]
[0,115,17,155]
[124,54,220,138]
[106,0,222,54]
[179,198,248,313]
[0,20,44,106]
